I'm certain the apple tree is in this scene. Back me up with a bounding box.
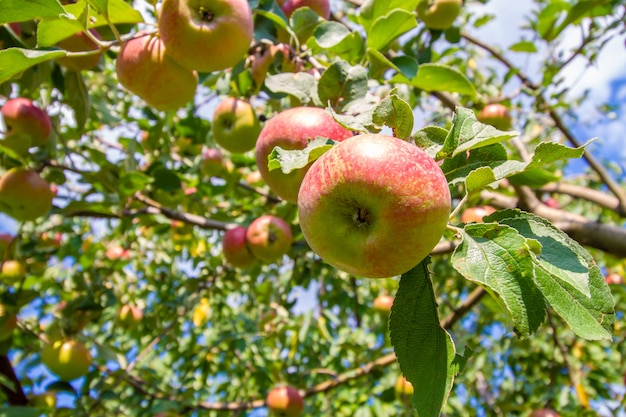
[0,0,625,416]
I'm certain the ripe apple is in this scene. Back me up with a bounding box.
[266,386,304,417]
[1,259,27,284]
[255,107,352,203]
[529,410,560,417]
[0,233,14,259]
[117,304,143,328]
[105,245,130,261]
[56,29,103,71]
[373,294,394,314]
[0,168,55,222]
[298,134,451,278]
[477,103,513,131]
[212,97,261,153]
[222,226,257,268]
[395,375,414,403]
[280,0,330,19]
[460,205,496,223]
[41,339,92,381]
[605,273,624,286]
[199,147,225,177]
[116,33,198,111]
[0,304,17,341]
[246,215,293,263]
[1,97,52,148]
[416,0,462,30]
[158,0,254,73]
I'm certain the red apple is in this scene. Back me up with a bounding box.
[105,245,130,261]
[477,103,513,131]
[0,304,17,341]
[41,339,92,381]
[529,410,560,417]
[255,107,353,203]
[395,375,414,403]
[605,273,624,286]
[0,169,55,222]
[212,97,261,153]
[116,33,198,111]
[222,226,257,268]
[199,147,225,177]
[56,29,103,71]
[544,197,560,209]
[298,134,451,278]
[416,0,462,30]
[280,0,330,19]
[117,304,144,328]
[158,0,254,73]
[1,97,52,148]
[266,386,304,417]
[373,294,394,314]
[246,215,293,263]
[460,205,496,224]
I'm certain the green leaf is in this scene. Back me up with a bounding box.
[0,0,66,24]
[507,168,561,187]
[367,48,418,80]
[313,21,352,49]
[290,7,321,43]
[267,137,337,174]
[118,172,153,197]
[0,48,66,83]
[367,9,417,51]
[64,70,90,133]
[358,0,419,33]
[509,40,538,53]
[526,140,589,170]
[392,64,477,98]
[372,90,414,140]
[453,224,547,338]
[0,407,42,417]
[326,104,377,134]
[59,201,117,216]
[390,260,457,417]
[317,61,368,110]
[264,72,317,105]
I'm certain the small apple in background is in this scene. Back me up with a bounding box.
[212,97,261,153]
[1,97,52,149]
[280,0,330,19]
[41,339,92,381]
[477,103,513,131]
[395,375,414,403]
[222,226,257,268]
[373,294,394,314]
[416,0,462,30]
[0,233,14,259]
[158,0,254,73]
[605,273,624,285]
[250,43,277,89]
[0,168,55,222]
[30,391,57,409]
[298,134,451,278]
[117,304,143,328]
[529,409,560,417]
[0,304,17,341]
[105,245,130,261]
[544,197,560,209]
[56,29,103,71]
[255,106,353,203]
[460,205,496,223]
[266,385,304,417]
[199,147,225,177]
[0,259,27,284]
[116,33,198,111]
[246,215,293,263]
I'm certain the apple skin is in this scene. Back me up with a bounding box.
[117,304,143,328]
[1,97,52,148]
[255,107,353,203]
[0,168,55,222]
[0,304,17,341]
[266,386,304,417]
[200,147,225,177]
[41,339,92,381]
[56,29,103,71]
[298,134,451,278]
[280,0,330,19]
[417,0,462,30]
[222,226,257,268]
[373,294,394,314]
[116,33,198,111]
[212,97,261,153]
[460,205,496,223]
[158,0,254,73]
[605,273,624,286]
[246,215,293,263]
[395,375,414,402]
[529,410,560,417]
[477,103,512,131]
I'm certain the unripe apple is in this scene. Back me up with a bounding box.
[41,339,92,381]
[116,33,198,111]
[212,97,261,153]
[416,0,462,30]
[117,304,143,328]
[529,409,560,417]
[0,304,17,341]
[0,168,55,222]
[199,147,225,177]
[0,259,26,284]
[395,375,414,403]
[222,226,257,268]
[477,103,513,131]
[280,0,331,19]
[266,386,304,417]
[298,134,451,278]
[0,233,14,259]
[56,29,103,71]
[1,97,52,148]
[460,205,496,224]
[246,216,293,263]
[158,0,254,73]
[605,273,624,286]
[373,294,394,314]
[30,391,57,409]
[255,107,353,203]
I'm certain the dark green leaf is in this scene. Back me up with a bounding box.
[372,90,414,139]
[317,61,368,110]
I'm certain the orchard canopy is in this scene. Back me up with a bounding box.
[0,0,625,416]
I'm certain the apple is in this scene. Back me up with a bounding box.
[395,375,414,403]
[373,294,394,314]
[0,259,26,284]
[105,245,130,261]
[255,107,353,203]
[1,97,52,148]
[529,410,560,417]
[199,147,225,177]
[266,386,304,417]
[0,168,55,222]
[250,44,277,89]
[416,0,462,30]
[460,205,496,223]
[41,339,92,381]
[605,273,624,286]
[0,304,17,341]
[280,0,330,19]
[56,29,103,71]
[222,226,257,268]
[0,233,14,259]
[246,215,293,263]
[477,103,512,131]
[212,97,261,153]
[117,304,143,328]
[298,134,451,278]
[30,391,57,409]
[544,197,560,209]
[116,33,198,111]
[158,0,254,73]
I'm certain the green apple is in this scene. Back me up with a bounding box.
[246,215,292,263]
[158,0,254,73]
[280,0,330,19]
[222,226,257,268]
[1,97,52,148]
[298,134,451,278]
[266,386,304,417]
[417,0,462,30]
[56,29,103,71]
[0,168,55,222]
[477,103,513,130]
[199,147,225,177]
[1,260,26,284]
[460,205,496,224]
[116,33,198,111]
[255,107,352,203]
[41,339,92,381]
[0,304,17,341]
[212,97,261,153]
[30,391,57,409]
[117,304,143,328]
[373,294,394,314]
[395,375,414,403]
